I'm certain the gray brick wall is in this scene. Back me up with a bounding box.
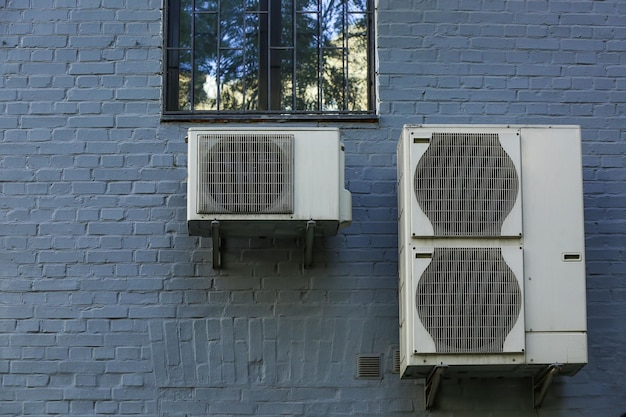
[1,0,624,416]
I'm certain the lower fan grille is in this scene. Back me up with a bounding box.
[197,133,294,214]
[416,247,522,353]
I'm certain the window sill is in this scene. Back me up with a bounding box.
[161,112,380,124]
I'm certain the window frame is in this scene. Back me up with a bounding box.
[161,0,378,122]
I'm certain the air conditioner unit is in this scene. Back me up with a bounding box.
[397,125,587,385]
[187,127,351,267]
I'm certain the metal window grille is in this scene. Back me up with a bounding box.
[165,0,375,114]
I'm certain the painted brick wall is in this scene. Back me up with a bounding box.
[0,0,624,416]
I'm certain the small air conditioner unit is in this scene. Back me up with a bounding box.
[187,127,351,267]
[397,125,587,402]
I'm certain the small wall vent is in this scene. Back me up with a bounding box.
[356,354,382,379]
[392,349,401,374]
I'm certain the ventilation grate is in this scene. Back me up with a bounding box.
[414,132,519,237]
[356,354,382,379]
[416,248,522,353]
[197,133,294,214]
[392,349,400,374]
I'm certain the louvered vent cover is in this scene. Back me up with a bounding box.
[414,132,519,236]
[356,354,382,379]
[197,133,294,214]
[392,348,400,374]
[416,248,522,353]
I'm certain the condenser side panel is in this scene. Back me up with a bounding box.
[521,126,587,334]
[397,130,417,376]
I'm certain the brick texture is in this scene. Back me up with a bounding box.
[0,0,624,416]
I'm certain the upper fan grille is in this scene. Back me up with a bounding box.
[197,133,294,214]
[414,132,519,236]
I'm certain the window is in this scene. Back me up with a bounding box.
[164,0,375,119]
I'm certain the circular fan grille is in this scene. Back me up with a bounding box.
[198,134,293,214]
[416,248,522,353]
[414,133,519,236]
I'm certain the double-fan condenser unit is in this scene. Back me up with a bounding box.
[397,125,587,380]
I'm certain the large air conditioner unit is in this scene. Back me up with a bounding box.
[397,125,587,400]
[187,127,351,267]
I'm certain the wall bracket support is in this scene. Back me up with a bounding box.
[211,220,222,269]
[533,363,562,408]
[304,220,316,268]
[424,365,447,410]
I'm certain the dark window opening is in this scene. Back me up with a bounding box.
[164,0,375,118]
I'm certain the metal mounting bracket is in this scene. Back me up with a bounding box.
[304,220,316,268]
[533,363,562,408]
[424,365,447,410]
[211,220,222,269]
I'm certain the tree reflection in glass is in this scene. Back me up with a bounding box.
[166,0,372,113]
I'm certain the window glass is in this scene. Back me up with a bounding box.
[165,0,374,116]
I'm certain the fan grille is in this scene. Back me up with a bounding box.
[197,133,294,214]
[414,132,519,236]
[416,248,522,353]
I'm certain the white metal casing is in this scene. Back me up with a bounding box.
[187,127,352,238]
[397,125,587,379]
